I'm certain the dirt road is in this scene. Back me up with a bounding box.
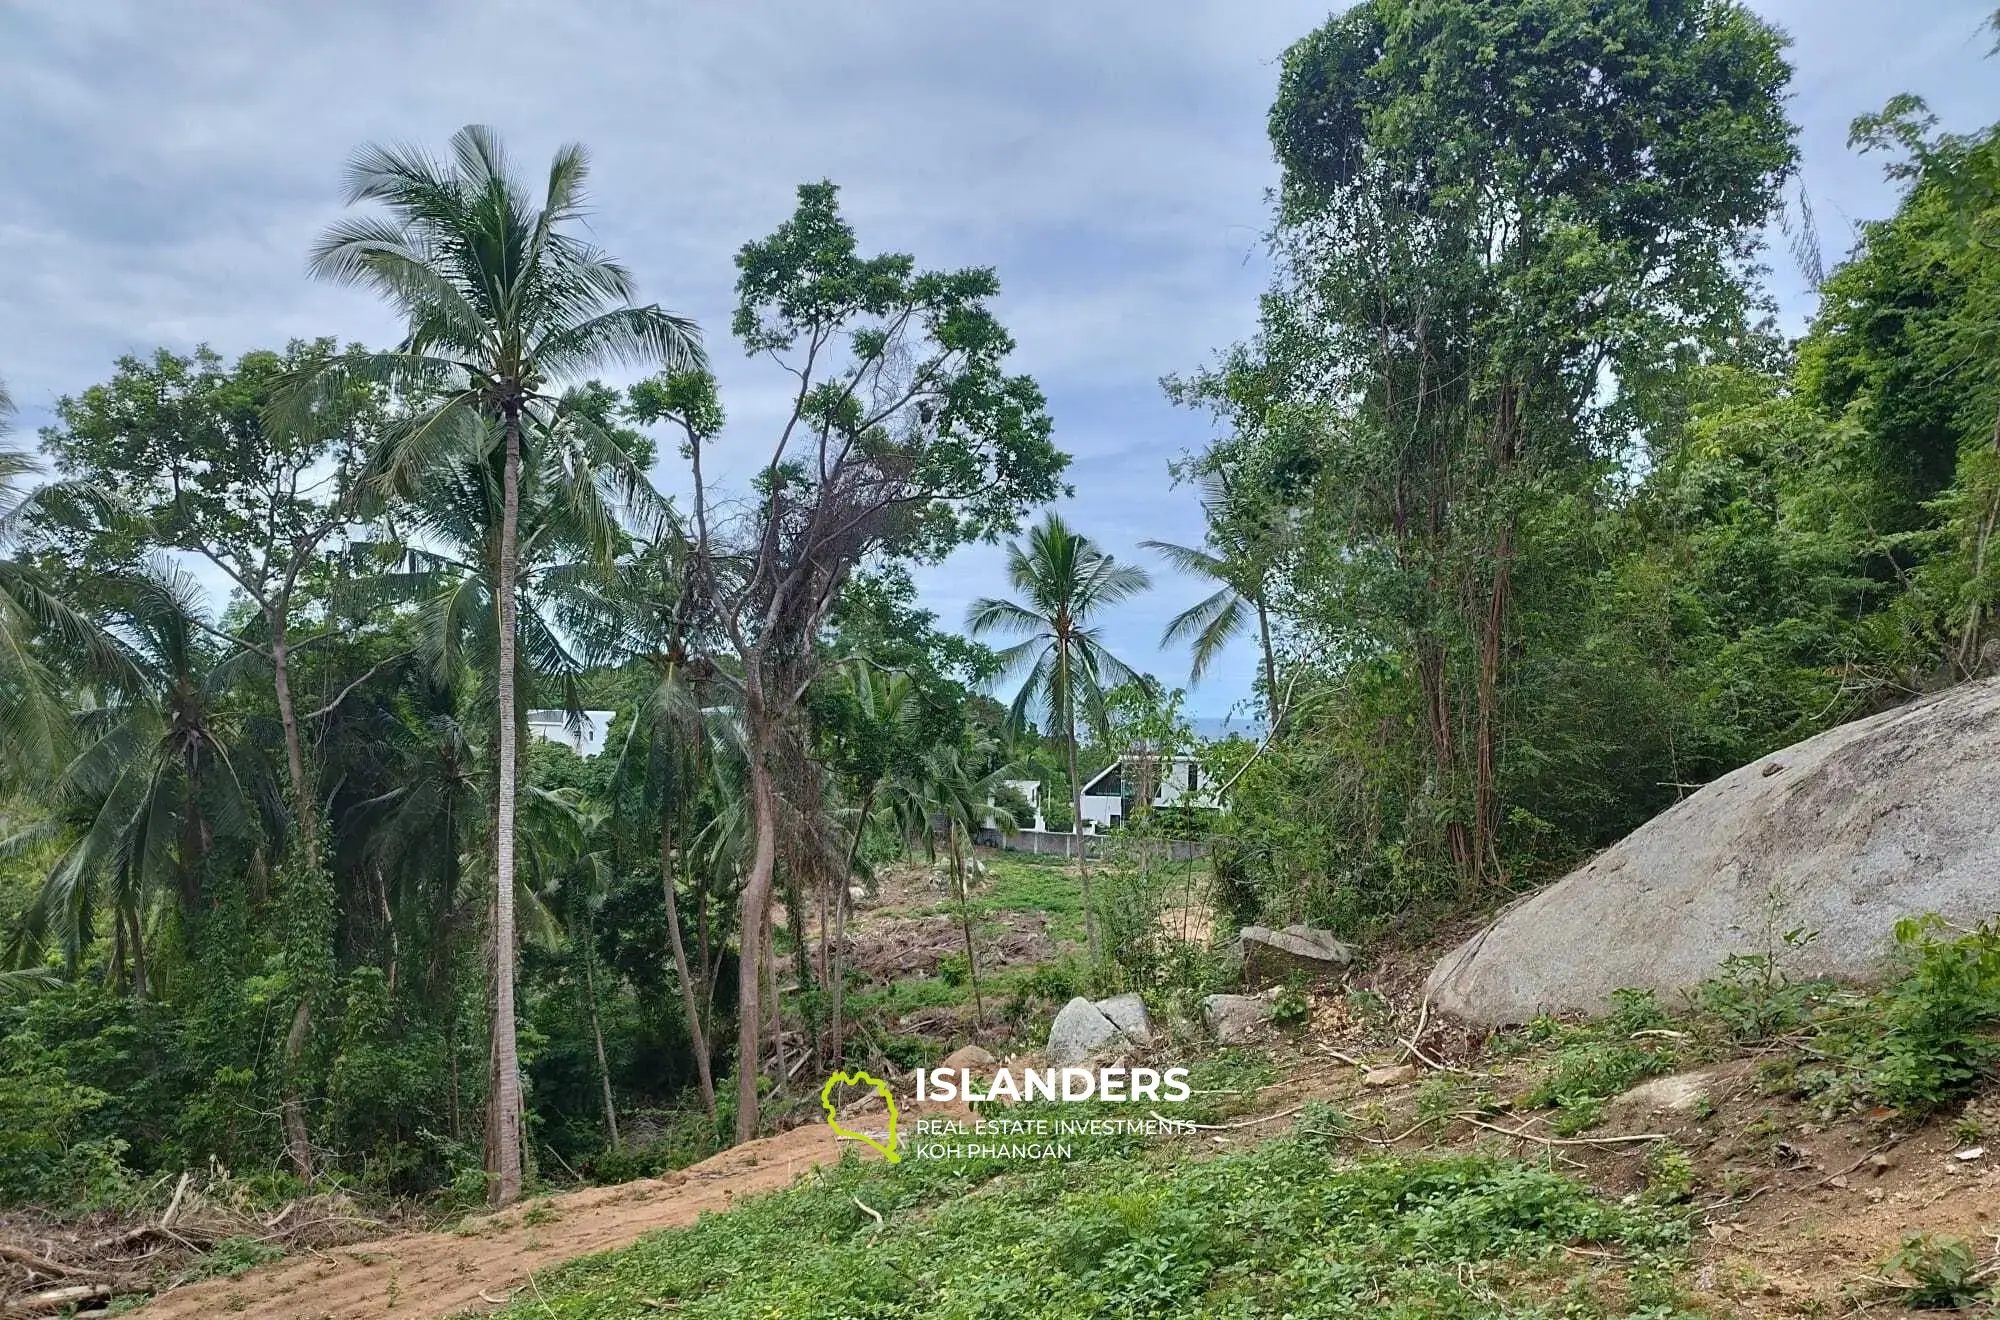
[132,1117,890,1320]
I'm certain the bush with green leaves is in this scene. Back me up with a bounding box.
[1859,918,2000,1111]
[1881,1234,1989,1309]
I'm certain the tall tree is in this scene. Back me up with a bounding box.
[968,512,1149,959]
[0,377,137,792]
[657,182,1064,1143]
[37,342,387,1176]
[1256,0,1795,886]
[290,125,703,1205]
[1142,469,1290,714]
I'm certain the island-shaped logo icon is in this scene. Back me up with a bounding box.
[820,1070,900,1163]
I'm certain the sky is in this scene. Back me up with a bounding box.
[2,1,1995,723]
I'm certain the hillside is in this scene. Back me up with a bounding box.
[26,899,1994,1319]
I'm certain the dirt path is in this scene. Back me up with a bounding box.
[132,1113,912,1320]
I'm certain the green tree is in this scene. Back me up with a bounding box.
[1244,0,1795,886]
[36,342,392,1176]
[661,181,1064,1142]
[8,563,265,989]
[290,125,703,1205]
[968,512,1149,959]
[1142,469,1290,713]
[0,379,136,792]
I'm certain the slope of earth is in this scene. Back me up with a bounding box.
[105,998,2000,1320]
[124,1110,928,1320]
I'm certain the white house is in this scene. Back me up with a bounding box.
[982,779,1045,832]
[526,709,616,759]
[1079,753,1217,829]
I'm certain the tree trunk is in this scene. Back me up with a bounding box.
[830,782,873,1067]
[581,915,620,1152]
[1255,600,1280,734]
[734,743,778,1144]
[951,828,985,1029]
[274,622,319,1182]
[662,813,717,1122]
[1473,519,1511,887]
[765,919,786,1094]
[488,410,526,1206]
[281,999,314,1180]
[1059,642,1097,960]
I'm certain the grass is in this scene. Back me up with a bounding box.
[491,1059,1695,1320]
[498,1098,1692,1319]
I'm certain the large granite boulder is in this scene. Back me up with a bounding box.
[1046,995,1152,1067]
[1427,679,2000,1026]
[1231,924,1355,986]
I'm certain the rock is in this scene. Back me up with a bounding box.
[1362,1064,1418,1087]
[1046,997,1138,1067]
[1202,993,1275,1045]
[1094,993,1153,1048]
[1232,924,1355,986]
[938,1044,998,1074]
[1425,678,2000,1025]
[1614,1071,1717,1115]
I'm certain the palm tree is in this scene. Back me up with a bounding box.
[968,513,1149,960]
[7,562,267,989]
[894,732,1020,1029]
[1141,471,1289,714]
[1,377,136,791]
[290,125,703,1205]
[590,526,725,1122]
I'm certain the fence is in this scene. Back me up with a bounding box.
[976,828,1206,862]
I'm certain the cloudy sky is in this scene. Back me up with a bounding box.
[3,1,1994,722]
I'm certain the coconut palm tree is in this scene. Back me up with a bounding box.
[1,376,137,791]
[6,562,269,989]
[1141,470,1289,713]
[289,126,702,1205]
[967,513,1149,960]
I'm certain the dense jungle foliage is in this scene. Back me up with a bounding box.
[3,0,1998,1218]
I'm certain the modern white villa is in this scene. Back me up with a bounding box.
[526,709,616,759]
[1079,752,1216,829]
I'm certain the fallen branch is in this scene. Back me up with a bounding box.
[3,1283,113,1316]
[0,1245,95,1279]
[1800,1142,1899,1190]
[1147,1106,1301,1133]
[160,1171,191,1229]
[1457,1114,1666,1147]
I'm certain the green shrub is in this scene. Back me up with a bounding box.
[1881,1234,1989,1309]
[1523,1040,1675,1135]
[1869,917,2000,1110]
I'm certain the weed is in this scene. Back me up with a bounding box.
[1871,918,2000,1110]
[1693,928,1827,1041]
[193,1236,286,1281]
[1642,1144,1696,1203]
[1881,1233,1990,1309]
[1522,1038,1673,1134]
[1269,980,1311,1030]
[491,1121,1691,1319]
